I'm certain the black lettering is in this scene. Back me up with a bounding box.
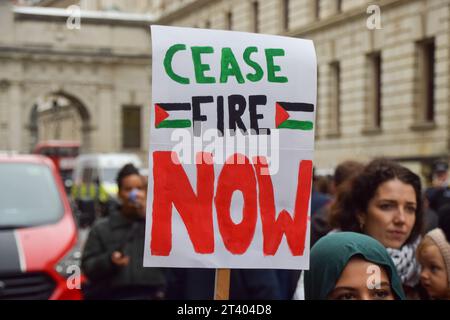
[228,94,247,135]
[192,96,213,137]
[217,96,224,137]
[249,95,270,135]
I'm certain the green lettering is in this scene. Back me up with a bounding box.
[191,46,215,84]
[220,48,245,84]
[265,48,288,83]
[163,44,190,85]
[244,47,264,82]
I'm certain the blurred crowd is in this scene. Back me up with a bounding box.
[78,159,450,300]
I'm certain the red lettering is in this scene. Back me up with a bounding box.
[215,154,258,254]
[254,157,312,256]
[150,152,312,257]
[151,151,215,255]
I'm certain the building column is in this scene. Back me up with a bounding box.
[97,86,115,152]
[0,0,14,45]
[9,83,23,152]
[0,81,10,150]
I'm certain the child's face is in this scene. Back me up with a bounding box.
[419,244,449,299]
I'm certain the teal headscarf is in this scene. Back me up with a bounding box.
[304,232,406,300]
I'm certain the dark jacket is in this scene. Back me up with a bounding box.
[310,190,331,217]
[426,186,450,212]
[310,204,332,247]
[166,268,283,300]
[81,205,166,299]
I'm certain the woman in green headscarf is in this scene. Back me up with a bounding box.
[304,232,406,300]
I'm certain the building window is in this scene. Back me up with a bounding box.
[282,0,289,31]
[252,1,259,33]
[122,106,141,149]
[421,39,435,123]
[337,0,342,13]
[412,38,436,128]
[315,0,320,20]
[328,61,341,136]
[365,52,382,131]
[226,11,233,30]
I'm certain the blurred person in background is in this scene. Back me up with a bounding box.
[426,160,450,213]
[310,168,332,222]
[81,163,166,300]
[437,204,450,241]
[310,160,365,246]
[314,174,333,196]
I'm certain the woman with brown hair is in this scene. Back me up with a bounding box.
[329,159,424,297]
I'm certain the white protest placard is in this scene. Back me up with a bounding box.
[144,25,317,270]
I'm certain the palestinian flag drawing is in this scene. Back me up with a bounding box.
[154,103,192,129]
[275,102,314,131]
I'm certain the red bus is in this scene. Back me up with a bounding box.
[33,141,80,193]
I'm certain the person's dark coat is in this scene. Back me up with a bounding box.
[310,190,331,216]
[166,268,283,300]
[424,208,439,233]
[275,269,301,299]
[310,204,332,247]
[81,204,166,299]
[426,186,450,212]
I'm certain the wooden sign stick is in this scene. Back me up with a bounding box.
[214,268,231,300]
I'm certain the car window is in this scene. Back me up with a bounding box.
[0,163,64,229]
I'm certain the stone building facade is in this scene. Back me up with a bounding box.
[150,0,450,178]
[0,0,153,161]
[2,0,450,178]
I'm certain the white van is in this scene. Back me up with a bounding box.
[72,153,142,199]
